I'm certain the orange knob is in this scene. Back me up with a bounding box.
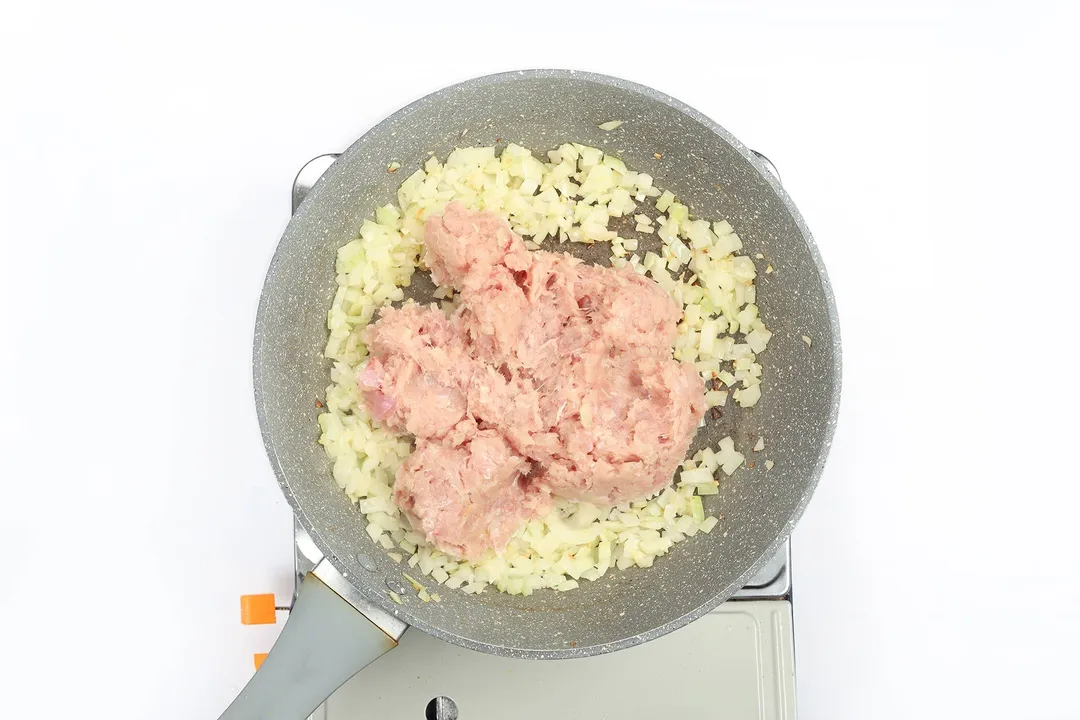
[253,653,269,670]
[240,594,278,625]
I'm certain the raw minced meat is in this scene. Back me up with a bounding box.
[360,202,704,558]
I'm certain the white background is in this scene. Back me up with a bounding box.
[2,1,1078,718]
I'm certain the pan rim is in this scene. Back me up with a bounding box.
[252,68,842,659]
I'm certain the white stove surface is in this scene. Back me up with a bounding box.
[292,154,798,720]
[315,601,794,720]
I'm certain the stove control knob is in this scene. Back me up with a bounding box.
[240,593,278,625]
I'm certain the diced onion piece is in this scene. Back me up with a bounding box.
[717,436,745,475]
[690,496,706,523]
[699,319,718,357]
[698,448,719,473]
[597,120,624,131]
[734,384,761,408]
[656,190,675,212]
[746,327,772,353]
[680,468,714,485]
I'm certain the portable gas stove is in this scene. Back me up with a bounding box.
[285,153,798,720]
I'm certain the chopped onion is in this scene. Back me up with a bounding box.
[680,468,714,485]
[704,390,726,408]
[733,384,761,408]
[716,436,745,475]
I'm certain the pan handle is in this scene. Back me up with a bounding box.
[218,559,407,720]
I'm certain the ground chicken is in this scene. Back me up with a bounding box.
[360,202,704,558]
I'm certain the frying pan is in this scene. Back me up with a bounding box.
[221,69,841,719]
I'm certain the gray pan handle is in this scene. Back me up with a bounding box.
[219,559,407,720]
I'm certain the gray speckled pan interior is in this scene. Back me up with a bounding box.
[253,70,841,659]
